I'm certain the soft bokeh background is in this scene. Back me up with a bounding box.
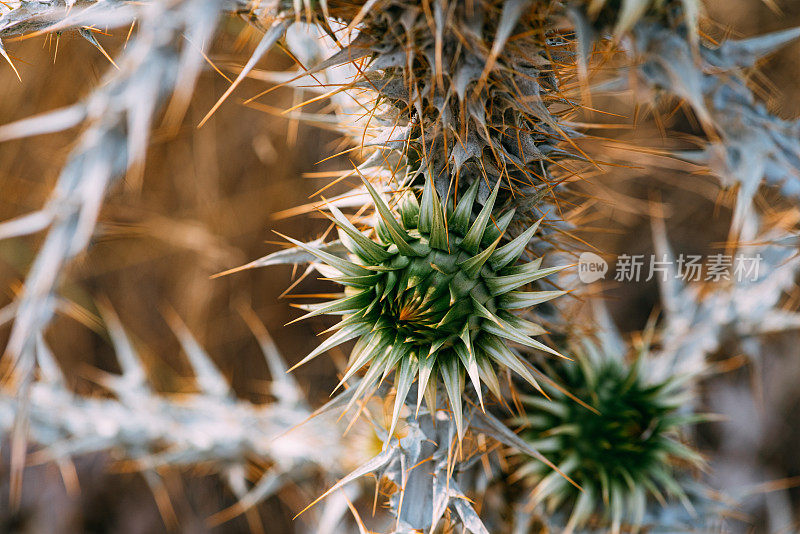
[1,1,799,532]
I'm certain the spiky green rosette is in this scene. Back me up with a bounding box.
[284,176,567,439]
[517,342,705,533]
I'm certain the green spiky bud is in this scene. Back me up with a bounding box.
[516,342,707,533]
[285,176,568,440]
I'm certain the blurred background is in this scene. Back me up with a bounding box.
[0,0,799,532]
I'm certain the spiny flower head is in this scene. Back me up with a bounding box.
[284,175,568,440]
[517,339,706,533]
[317,0,581,218]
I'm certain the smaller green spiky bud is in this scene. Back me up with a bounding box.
[285,175,569,441]
[516,340,708,533]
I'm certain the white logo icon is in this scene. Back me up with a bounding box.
[578,252,608,283]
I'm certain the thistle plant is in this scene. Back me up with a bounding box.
[294,0,585,226]
[1,0,800,532]
[517,336,706,533]
[285,173,567,439]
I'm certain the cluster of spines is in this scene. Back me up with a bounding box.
[517,341,706,533]
[283,174,569,440]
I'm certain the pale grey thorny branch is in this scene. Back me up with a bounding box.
[0,306,355,532]
[649,211,800,381]
[604,20,800,233]
[0,0,292,379]
[0,4,299,521]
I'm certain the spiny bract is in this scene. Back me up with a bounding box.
[317,0,579,220]
[517,340,706,533]
[285,176,568,440]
